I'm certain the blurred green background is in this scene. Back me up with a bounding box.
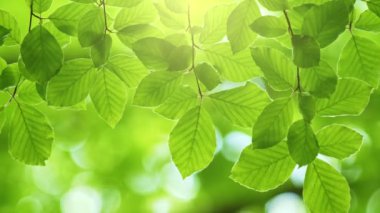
[1,0,380,212]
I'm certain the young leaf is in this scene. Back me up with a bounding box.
[107,0,143,7]
[208,83,270,128]
[0,10,21,45]
[292,35,320,68]
[47,59,95,107]
[258,0,289,11]
[302,1,349,47]
[91,34,112,67]
[200,4,234,44]
[300,60,337,98]
[90,69,128,128]
[194,63,221,91]
[77,8,105,47]
[230,142,296,191]
[8,103,53,165]
[251,47,296,91]
[339,35,380,88]
[250,16,287,38]
[304,159,350,213]
[20,25,63,83]
[316,125,363,159]
[164,0,188,14]
[114,1,156,31]
[154,2,187,30]
[105,54,148,88]
[298,93,315,122]
[287,119,319,165]
[133,71,182,107]
[49,2,94,36]
[117,24,162,47]
[29,0,53,13]
[252,97,294,148]
[167,45,192,71]
[205,43,261,82]
[316,78,372,116]
[155,86,198,120]
[169,106,216,178]
[355,10,380,32]
[227,0,260,53]
[17,80,43,105]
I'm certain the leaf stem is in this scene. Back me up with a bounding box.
[187,4,203,99]
[101,0,113,34]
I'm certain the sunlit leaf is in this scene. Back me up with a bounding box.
[250,16,287,38]
[91,34,112,67]
[114,1,156,31]
[77,8,105,47]
[194,63,221,91]
[258,0,289,11]
[292,35,320,68]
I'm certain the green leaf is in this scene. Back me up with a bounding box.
[90,69,128,128]
[169,105,216,178]
[49,2,94,36]
[43,22,71,48]
[0,64,19,90]
[316,78,372,116]
[368,0,380,17]
[167,45,192,71]
[105,54,148,88]
[117,24,162,47]
[300,60,337,98]
[287,119,319,165]
[227,0,260,53]
[204,43,261,82]
[355,10,380,32]
[134,71,182,107]
[47,59,95,107]
[251,47,296,91]
[70,0,97,3]
[155,86,198,120]
[164,0,188,13]
[0,10,21,45]
[252,97,294,149]
[208,83,270,128]
[250,16,287,38]
[194,63,221,91]
[20,25,63,83]
[200,4,234,44]
[114,1,156,31]
[338,35,380,88]
[302,1,349,48]
[304,159,350,213]
[91,34,112,67]
[298,93,316,122]
[0,26,11,46]
[16,80,43,105]
[154,2,187,30]
[258,0,289,11]
[132,37,175,71]
[292,35,320,68]
[78,8,105,47]
[30,0,53,13]
[107,0,143,7]
[8,102,53,165]
[230,142,296,191]
[316,125,362,159]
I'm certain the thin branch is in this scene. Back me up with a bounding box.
[187,4,203,98]
[101,0,112,35]
[28,1,34,32]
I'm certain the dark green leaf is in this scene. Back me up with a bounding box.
[78,8,105,47]
[292,35,320,68]
[91,34,112,67]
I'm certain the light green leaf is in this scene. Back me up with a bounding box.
[194,63,221,91]
[355,10,380,32]
[250,16,287,38]
[167,45,192,71]
[107,0,143,7]
[169,106,216,178]
[368,0,380,17]
[302,1,349,48]
[0,10,21,45]
[316,78,372,116]
[252,97,294,149]
[49,2,94,36]
[43,22,71,47]
[155,86,198,120]
[298,93,315,122]
[251,47,296,91]
[208,83,270,128]
[70,0,97,3]
[114,1,156,31]
[339,35,380,88]
[258,0,289,11]
[0,64,19,90]
[91,34,112,67]
[287,119,319,165]
[164,0,188,13]
[78,8,105,47]
[117,24,162,47]
[31,0,53,13]
[47,59,95,107]
[292,35,320,68]
[317,125,363,159]
[20,25,63,83]
[300,60,337,98]
[17,81,43,105]
[227,0,260,53]
[304,159,350,213]
[154,2,187,30]
[200,4,234,44]
[230,142,296,191]
[134,71,182,107]
[90,69,128,128]
[204,43,261,82]
[8,102,53,165]
[105,54,148,88]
